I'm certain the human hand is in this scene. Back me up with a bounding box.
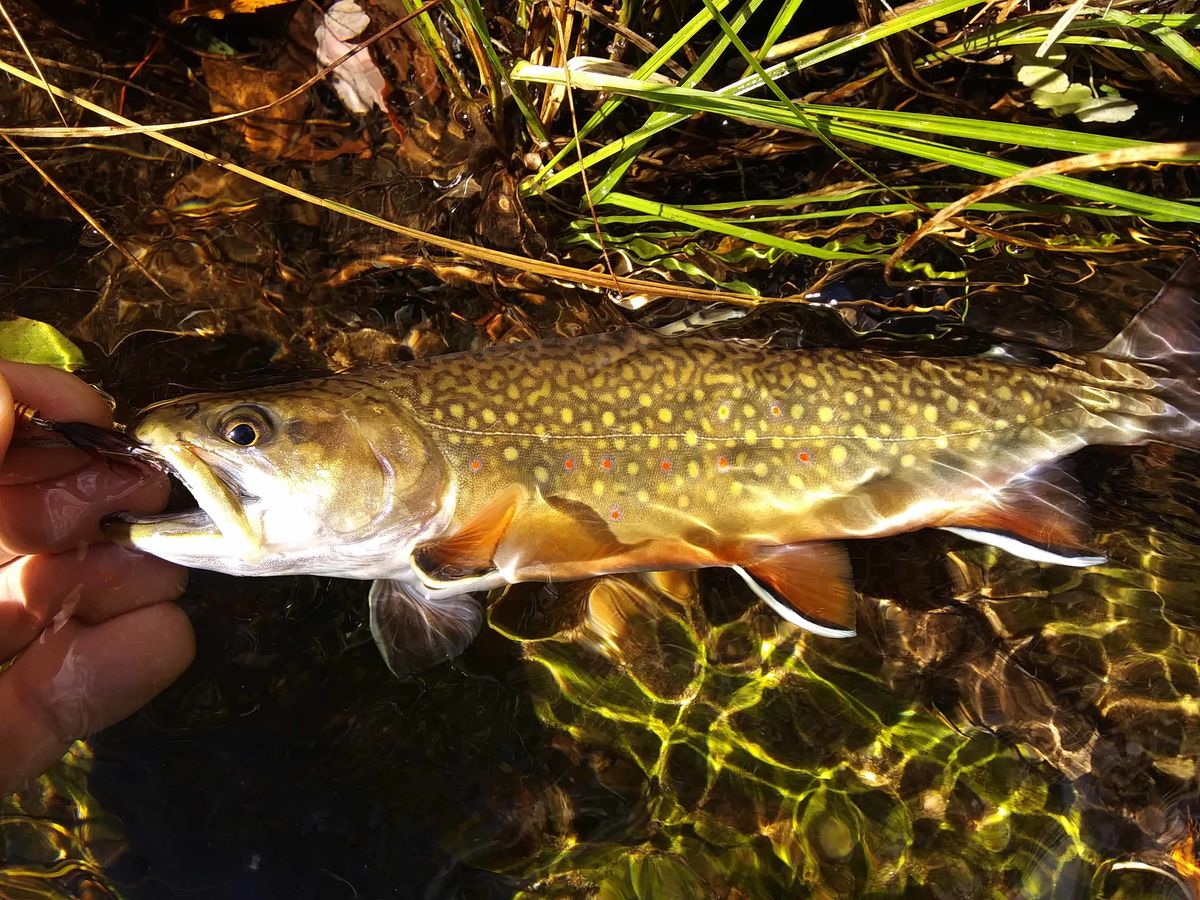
[0,360,194,794]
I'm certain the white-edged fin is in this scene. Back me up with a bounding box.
[369,579,482,677]
[732,566,856,638]
[730,542,858,639]
[940,527,1106,567]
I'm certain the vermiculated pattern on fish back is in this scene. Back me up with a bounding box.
[382,329,1109,553]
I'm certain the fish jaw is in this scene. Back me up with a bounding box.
[107,425,266,567]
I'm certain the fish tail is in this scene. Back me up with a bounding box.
[1099,256,1200,450]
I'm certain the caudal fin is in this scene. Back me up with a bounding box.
[1101,257,1200,449]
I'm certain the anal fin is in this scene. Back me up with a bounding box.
[939,461,1105,567]
[733,542,857,638]
[369,578,482,677]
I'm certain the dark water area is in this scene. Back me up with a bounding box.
[4,0,1200,897]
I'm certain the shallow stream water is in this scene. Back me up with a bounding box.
[2,2,1200,897]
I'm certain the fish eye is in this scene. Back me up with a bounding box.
[226,422,258,446]
[218,406,273,447]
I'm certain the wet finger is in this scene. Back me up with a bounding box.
[0,463,170,556]
[0,602,195,795]
[0,544,188,661]
[0,360,113,428]
[0,445,94,486]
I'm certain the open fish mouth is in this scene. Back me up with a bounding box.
[104,439,265,562]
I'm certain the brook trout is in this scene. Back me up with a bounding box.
[112,261,1200,675]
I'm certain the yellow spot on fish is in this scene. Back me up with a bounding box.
[684,429,699,446]
[505,411,519,426]
[843,391,857,405]
[752,462,769,477]
[851,424,868,439]
[602,411,616,427]
[649,435,661,450]
[631,423,644,435]
[745,429,758,444]
[934,436,949,449]
[593,480,605,498]
[879,423,892,436]
[730,481,744,496]
[790,404,803,419]
[561,408,574,424]
[900,453,916,467]
[482,409,496,424]
[878,398,892,413]
[658,408,673,424]
[639,393,653,407]
[503,447,519,461]
[945,396,959,413]
[800,374,818,389]
[788,474,805,490]
[830,445,848,465]
[966,436,982,451]
[534,424,547,437]
[627,462,640,475]
[687,460,699,478]
[771,437,784,450]
[678,495,690,509]
[743,404,756,418]
[449,403,464,418]
[618,386,632,400]
[818,407,834,423]
[637,490,650,503]
[534,466,550,483]
[717,404,731,420]
[902,424,918,439]
[996,385,1013,401]
[924,405,938,424]
[866,438,883,452]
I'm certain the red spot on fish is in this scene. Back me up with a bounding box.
[716,455,730,472]
[661,459,672,472]
[609,505,622,521]
[469,458,483,472]
[769,404,782,417]
[563,457,576,471]
[797,451,811,463]
[600,456,614,472]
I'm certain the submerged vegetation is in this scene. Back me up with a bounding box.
[2,0,1200,897]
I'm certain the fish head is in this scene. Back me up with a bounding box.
[109,379,450,576]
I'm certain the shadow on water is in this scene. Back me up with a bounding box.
[3,0,1200,897]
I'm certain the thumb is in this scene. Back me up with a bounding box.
[0,373,13,464]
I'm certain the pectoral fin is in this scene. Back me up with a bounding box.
[412,487,522,583]
[939,462,1105,566]
[369,579,482,677]
[733,542,857,638]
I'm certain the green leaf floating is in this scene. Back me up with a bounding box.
[0,317,86,371]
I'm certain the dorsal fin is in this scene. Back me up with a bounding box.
[939,461,1105,566]
[732,542,857,638]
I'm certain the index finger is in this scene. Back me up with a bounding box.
[0,360,113,428]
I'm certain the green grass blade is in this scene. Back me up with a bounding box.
[531,0,740,188]
[602,191,886,260]
[586,0,772,204]
[526,0,987,195]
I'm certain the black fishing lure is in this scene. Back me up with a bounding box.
[13,402,170,473]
